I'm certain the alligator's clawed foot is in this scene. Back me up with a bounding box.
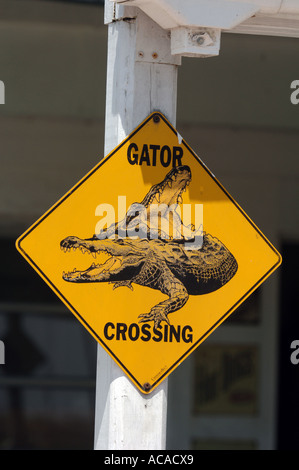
[138,307,170,329]
[110,280,133,291]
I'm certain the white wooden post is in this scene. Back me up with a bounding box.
[93,1,181,450]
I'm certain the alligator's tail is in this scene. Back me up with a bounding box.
[200,233,238,286]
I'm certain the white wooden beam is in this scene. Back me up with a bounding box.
[112,0,299,18]
[111,0,259,29]
[110,0,299,46]
[94,348,168,449]
[94,2,180,450]
[228,12,299,38]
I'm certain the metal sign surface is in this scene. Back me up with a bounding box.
[16,112,281,393]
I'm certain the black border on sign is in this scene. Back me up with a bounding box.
[16,112,282,394]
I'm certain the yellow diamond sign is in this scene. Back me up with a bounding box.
[16,112,281,394]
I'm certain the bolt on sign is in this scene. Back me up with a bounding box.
[16,112,281,394]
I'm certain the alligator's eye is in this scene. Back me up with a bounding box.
[117,238,125,244]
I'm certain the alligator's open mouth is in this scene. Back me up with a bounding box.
[141,165,191,207]
[60,237,144,282]
[60,238,124,282]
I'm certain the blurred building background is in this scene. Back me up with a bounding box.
[0,0,298,450]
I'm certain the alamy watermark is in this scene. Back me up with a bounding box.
[0,80,4,104]
[290,80,299,105]
[95,196,203,248]
[0,340,4,365]
[290,340,299,365]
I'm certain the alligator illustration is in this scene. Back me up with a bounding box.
[60,166,238,328]
[97,165,202,242]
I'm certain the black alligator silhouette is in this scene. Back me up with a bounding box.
[60,166,238,328]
